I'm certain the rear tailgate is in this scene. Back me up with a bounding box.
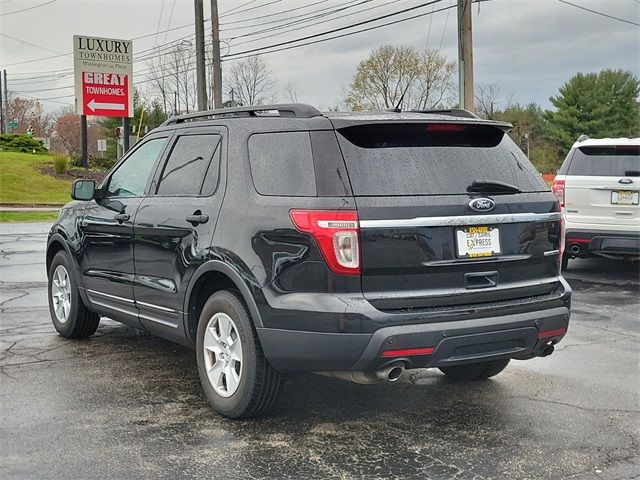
[334,121,562,311]
[564,145,640,227]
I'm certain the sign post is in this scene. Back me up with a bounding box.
[73,35,133,166]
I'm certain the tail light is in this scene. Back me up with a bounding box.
[559,215,565,271]
[289,209,360,275]
[551,178,565,208]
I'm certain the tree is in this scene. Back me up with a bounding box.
[51,107,100,162]
[226,55,276,106]
[7,97,53,137]
[496,103,563,173]
[344,45,455,111]
[475,83,502,119]
[146,43,197,115]
[545,69,640,151]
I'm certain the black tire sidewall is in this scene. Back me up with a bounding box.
[47,251,81,337]
[195,291,259,418]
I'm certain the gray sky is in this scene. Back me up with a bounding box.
[1,0,638,112]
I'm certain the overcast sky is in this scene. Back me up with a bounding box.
[1,0,638,112]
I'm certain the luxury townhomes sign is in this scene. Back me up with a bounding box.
[73,35,133,117]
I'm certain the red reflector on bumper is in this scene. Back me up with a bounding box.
[381,347,434,357]
[537,328,567,339]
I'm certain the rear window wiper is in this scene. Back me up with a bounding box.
[467,180,522,194]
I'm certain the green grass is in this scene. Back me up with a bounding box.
[0,211,59,223]
[0,151,72,205]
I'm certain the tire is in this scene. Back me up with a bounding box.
[439,359,510,381]
[47,251,100,339]
[196,290,280,419]
[561,253,570,271]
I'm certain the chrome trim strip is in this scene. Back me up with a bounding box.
[89,299,138,317]
[136,300,176,314]
[422,253,532,267]
[86,289,134,304]
[544,250,560,256]
[138,313,178,328]
[359,212,562,229]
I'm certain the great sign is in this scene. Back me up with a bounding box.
[73,35,133,118]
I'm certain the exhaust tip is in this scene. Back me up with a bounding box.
[387,366,404,382]
[542,344,555,357]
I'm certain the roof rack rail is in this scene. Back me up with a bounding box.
[411,108,480,119]
[160,103,323,126]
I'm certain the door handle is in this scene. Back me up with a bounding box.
[114,213,130,223]
[186,213,209,225]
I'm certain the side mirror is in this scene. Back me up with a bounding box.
[72,179,96,201]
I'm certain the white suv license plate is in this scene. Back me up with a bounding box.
[611,190,639,205]
[456,226,501,258]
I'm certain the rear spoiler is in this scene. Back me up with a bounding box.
[328,117,513,132]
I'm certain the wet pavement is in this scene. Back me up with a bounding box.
[1,222,638,480]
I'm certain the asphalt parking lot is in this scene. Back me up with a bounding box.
[1,222,638,480]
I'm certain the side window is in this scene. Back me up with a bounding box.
[248,131,317,196]
[107,138,168,197]
[156,134,221,196]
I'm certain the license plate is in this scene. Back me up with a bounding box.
[611,190,639,205]
[456,226,501,258]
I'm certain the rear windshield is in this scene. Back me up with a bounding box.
[336,123,548,196]
[567,146,640,176]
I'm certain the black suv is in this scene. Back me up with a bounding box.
[46,104,571,418]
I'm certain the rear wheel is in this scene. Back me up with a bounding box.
[439,359,510,380]
[47,251,100,339]
[196,290,280,418]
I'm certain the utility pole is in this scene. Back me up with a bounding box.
[122,117,130,154]
[194,0,208,111]
[230,88,235,107]
[81,115,88,169]
[0,70,4,134]
[3,70,8,133]
[457,0,474,112]
[210,0,223,108]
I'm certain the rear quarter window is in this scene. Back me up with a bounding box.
[566,146,640,176]
[248,131,317,196]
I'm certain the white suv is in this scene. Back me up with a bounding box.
[552,136,640,269]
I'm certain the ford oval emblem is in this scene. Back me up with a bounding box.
[469,198,496,212]
[619,178,633,184]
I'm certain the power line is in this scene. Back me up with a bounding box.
[220,0,330,27]
[223,0,444,59]
[0,0,57,16]
[220,0,259,16]
[153,0,167,48]
[438,0,453,52]
[229,0,406,47]
[0,32,63,55]
[556,0,640,27]
[220,0,284,18]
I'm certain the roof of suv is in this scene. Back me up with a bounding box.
[572,137,640,148]
[159,103,512,131]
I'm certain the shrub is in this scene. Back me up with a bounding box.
[53,154,68,174]
[0,134,47,154]
[89,155,117,171]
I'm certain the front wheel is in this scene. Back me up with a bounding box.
[196,290,280,418]
[439,359,510,380]
[47,251,100,339]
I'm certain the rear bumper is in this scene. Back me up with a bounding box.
[257,291,571,372]
[565,228,640,256]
